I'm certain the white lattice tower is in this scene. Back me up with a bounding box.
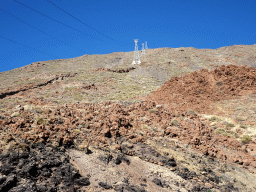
[145,41,148,49]
[132,39,141,65]
[141,43,145,55]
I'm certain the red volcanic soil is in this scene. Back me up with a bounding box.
[146,64,256,113]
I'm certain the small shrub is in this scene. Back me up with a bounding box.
[74,129,81,133]
[179,116,185,120]
[37,117,49,125]
[226,130,239,138]
[215,128,226,135]
[187,110,197,116]
[171,119,179,126]
[241,135,252,144]
[216,81,223,87]
[240,125,247,129]
[149,108,158,113]
[33,108,43,114]
[35,118,41,125]
[236,117,246,122]
[64,86,77,92]
[142,124,150,129]
[209,116,221,122]
[226,123,235,128]
[215,129,238,138]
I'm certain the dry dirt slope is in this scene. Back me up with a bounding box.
[0,45,256,191]
[1,44,256,105]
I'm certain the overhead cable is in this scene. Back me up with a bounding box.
[0,8,85,54]
[46,0,118,42]
[0,35,60,58]
[13,0,106,42]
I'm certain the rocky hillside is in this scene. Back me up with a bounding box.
[0,45,256,191]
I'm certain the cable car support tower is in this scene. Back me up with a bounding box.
[132,39,141,65]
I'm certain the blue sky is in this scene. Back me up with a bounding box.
[1,0,256,72]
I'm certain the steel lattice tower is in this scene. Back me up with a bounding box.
[141,43,145,55]
[132,39,141,65]
[145,41,148,49]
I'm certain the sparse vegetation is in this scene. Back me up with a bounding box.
[149,108,158,113]
[215,128,238,138]
[215,128,226,135]
[241,135,252,144]
[72,92,83,101]
[226,123,235,128]
[187,110,197,116]
[240,124,247,129]
[64,86,78,92]
[74,129,81,134]
[37,117,49,125]
[171,119,179,126]
[209,116,221,122]
[236,117,246,122]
